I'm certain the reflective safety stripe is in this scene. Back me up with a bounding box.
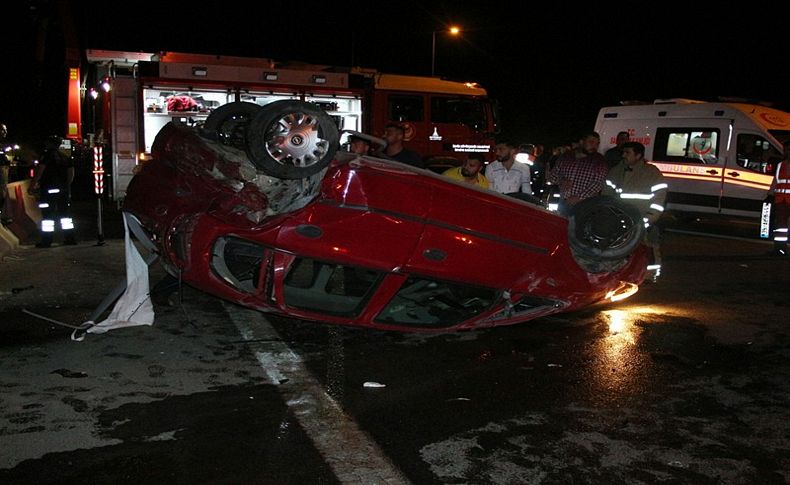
[47,188,61,194]
[548,203,559,211]
[41,220,55,232]
[649,203,664,212]
[38,203,50,209]
[605,180,618,189]
[775,236,789,242]
[651,183,669,192]
[646,264,662,270]
[60,218,74,230]
[776,228,789,233]
[620,193,654,200]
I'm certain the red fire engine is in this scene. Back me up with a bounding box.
[73,50,499,200]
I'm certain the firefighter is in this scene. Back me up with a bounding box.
[28,136,76,247]
[603,141,668,281]
[768,140,790,256]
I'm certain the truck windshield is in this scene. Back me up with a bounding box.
[431,97,487,131]
[769,130,790,147]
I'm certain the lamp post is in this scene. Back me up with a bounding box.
[431,25,461,77]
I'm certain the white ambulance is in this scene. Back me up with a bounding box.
[594,99,790,225]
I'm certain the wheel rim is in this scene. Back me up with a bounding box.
[579,204,640,251]
[264,111,330,168]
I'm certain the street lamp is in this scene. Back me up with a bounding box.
[431,25,461,77]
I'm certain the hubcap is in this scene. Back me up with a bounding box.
[264,112,330,168]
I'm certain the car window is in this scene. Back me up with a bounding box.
[284,258,383,317]
[375,276,498,328]
[210,236,267,294]
[654,127,720,164]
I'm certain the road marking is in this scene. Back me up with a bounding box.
[664,228,772,244]
[225,303,410,485]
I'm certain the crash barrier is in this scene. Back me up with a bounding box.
[0,223,20,258]
[5,181,42,244]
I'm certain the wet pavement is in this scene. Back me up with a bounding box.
[1,211,789,484]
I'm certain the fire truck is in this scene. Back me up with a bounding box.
[71,50,499,200]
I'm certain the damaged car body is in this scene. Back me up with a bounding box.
[124,100,648,332]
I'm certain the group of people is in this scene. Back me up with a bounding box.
[347,123,422,167]
[354,125,666,280]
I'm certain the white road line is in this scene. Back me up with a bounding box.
[225,303,410,485]
[664,228,772,244]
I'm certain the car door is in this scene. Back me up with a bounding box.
[721,132,779,217]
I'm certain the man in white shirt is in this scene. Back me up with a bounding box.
[485,140,532,195]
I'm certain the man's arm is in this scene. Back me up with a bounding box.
[28,164,45,195]
[521,165,533,194]
[644,170,668,225]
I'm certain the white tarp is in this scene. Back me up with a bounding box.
[87,213,155,334]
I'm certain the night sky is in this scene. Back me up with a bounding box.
[4,1,789,148]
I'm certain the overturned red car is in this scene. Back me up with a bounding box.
[124,101,647,332]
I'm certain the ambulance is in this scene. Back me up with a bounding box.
[594,99,790,229]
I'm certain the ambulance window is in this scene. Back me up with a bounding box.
[736,134,781,175]
[654,128,719,164]
[388,95,424,122]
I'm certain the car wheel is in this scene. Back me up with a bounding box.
[246,100,339,179]
[202,101,262,150]
[568,195,644,261]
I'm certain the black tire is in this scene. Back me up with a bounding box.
[201,102,262,149]
[568,195,644,261]
[246,100,339,179]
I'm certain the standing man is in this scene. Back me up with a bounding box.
[29,136,77,247]
[548,132,608,214]
[768,140,790,256]
[604,131,630,168]
[442,155,489,188]
[0,123,10,224]
[381,123,423,168]
[486,140,532,195]
[603,141,668,280]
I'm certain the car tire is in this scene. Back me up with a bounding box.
[202,101,262,149]
[246,100,339,179]
[568,195,644,261]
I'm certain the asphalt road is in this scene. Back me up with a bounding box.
[1,216,789,484]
